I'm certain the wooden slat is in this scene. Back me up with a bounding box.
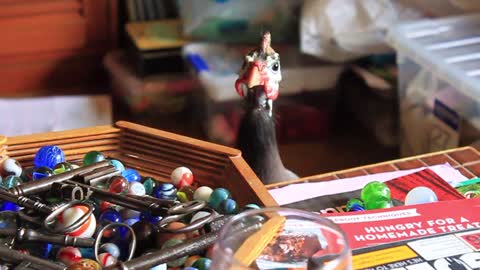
[17,151,117,168]
[118,149,224,176]
[224,156,278,207]
[122,133,227,164]
[11,145,120,163]
[5,125,119,145]
[7,138,120,156]
[116,121,240,157]
[7,133,119,151]
[266,146,479,189]
[120,140,226,171]
[120,158,217,188]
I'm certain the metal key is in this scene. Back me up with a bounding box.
[8,160,114,196]
[0,246,66,270]
[104,215,261,270]
[0,189,93,234]
[62,180,174,216]
[0,227,95,248]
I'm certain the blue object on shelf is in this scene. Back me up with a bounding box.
[187,53,209,72]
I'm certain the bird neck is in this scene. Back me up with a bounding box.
[237,103,286,184]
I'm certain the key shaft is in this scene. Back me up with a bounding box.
[0,246,66,270]
[8,160,111,196]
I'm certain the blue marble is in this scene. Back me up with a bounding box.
[218,198,238,214]
[32,166,53,180]
[208,188,231,209]
[122,169,141,182]
[1,201,20,212]
[140,212,163,225]
[33,145,65,169]
[99,208,122,224]
[153,183,177,200]
[109,160,125,172]
[124,217,140,227]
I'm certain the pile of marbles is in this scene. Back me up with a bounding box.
[345,181,439,212]
[0,145,260,270]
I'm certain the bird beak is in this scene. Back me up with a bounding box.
[245,64,263,89]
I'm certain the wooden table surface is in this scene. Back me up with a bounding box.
[266,146,480,190]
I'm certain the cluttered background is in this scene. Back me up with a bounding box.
[1,0,480,178]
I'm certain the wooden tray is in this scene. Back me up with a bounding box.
[0,121,277,207]
[266,146,480,190]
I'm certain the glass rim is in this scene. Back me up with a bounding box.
[216,206,351,269]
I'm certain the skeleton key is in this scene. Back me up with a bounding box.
[0,246,66,270]
[0,227,95,248]
[0,189,93,234]
[104,215,261,270]
[8,160,112,196]
[63,180,173,216]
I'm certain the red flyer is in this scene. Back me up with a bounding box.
[284,168,464,214]
[326,197,480,249]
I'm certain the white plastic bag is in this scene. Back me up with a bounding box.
[300,0,422,62]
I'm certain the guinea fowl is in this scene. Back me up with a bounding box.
[234,32,298,184]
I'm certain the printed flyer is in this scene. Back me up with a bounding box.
[352,228,480,270]
[327,198,480,249]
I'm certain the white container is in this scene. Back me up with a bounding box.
[183,43,345,145]
[387,14,480,157]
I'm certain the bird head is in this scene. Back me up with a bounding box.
[235,32,282,109]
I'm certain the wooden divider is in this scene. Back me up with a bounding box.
[0,121,277,208]
[3,125,121,167]
[114,121,277,207]
[115,121,237,183]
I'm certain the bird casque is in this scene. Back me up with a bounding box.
[235,32,299,184]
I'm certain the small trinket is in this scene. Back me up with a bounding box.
[108,176,129,194]
[1,175,23,189]
[208,188,231,209]
[177,186,195,202]
[154,183,177,200]
[171,167,194,188]
[122,169,141,182]
[192,257,212,270]
[128,181,146,196]
[83,151,106,166]
[141,177,159,195]
[98,252,117,267]
[1,158,22,176]
[361,181,392,210]
[109,160,125,172]
[218,198,238,214]
[53,162,75,174]
[346,198,365,212]
[59,205,97,238]
[57,246,83,266]
[32,166,54,180]
[405,186,438,205]
[34,145,65,169]
[68,258,102,270]
[193,186,213,202]
[99,243,121,259]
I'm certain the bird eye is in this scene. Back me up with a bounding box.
[272,62,280,72]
